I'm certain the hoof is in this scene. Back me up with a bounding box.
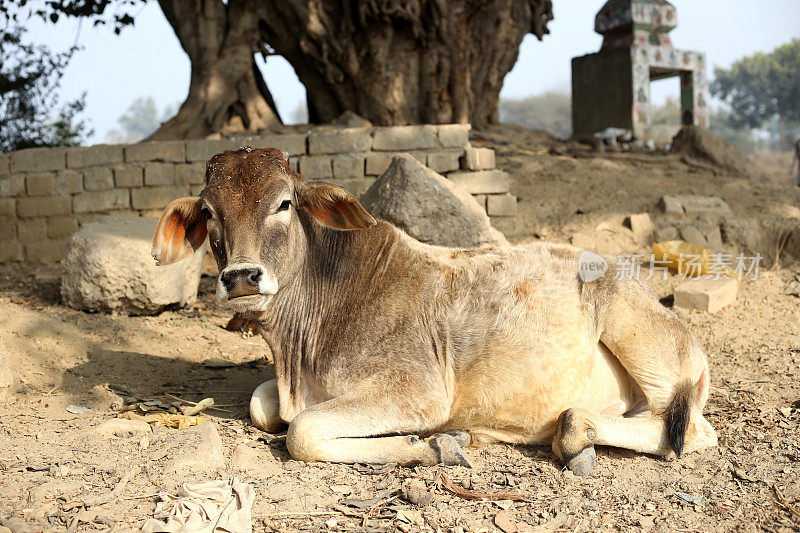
[565,446,596,477]
[431,434,472,468]
[445,430,472,448]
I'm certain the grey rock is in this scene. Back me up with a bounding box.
[61,214,204,315]
[679,225,707,248]
[654,226,680,242]
[360,154,507,248]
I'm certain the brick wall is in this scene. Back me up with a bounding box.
[0,124,515,264]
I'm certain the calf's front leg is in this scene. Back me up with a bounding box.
[284,384,469,466]
[250,379,285,432]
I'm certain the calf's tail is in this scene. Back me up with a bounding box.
[665,380,693,457]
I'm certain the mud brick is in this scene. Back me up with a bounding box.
[0,153,9,175]
[299,155,333,179]
[145,163,176,186]
[472,194,487,212]
[114,166,144,188]
[0,241,23,262]
[83,167,114,191]
[288,157,299,172]
[0,218,17,241]
[446,170,510,194]
[462,146,496,170]
[190,184,205,196]
[66,145,124,168]
[437,124,471,148]
[309,128,371,154]
[10,147,66,172]
[237,133,308,156]
[0,176,25,197]
[131,186,189,210]
[426,151,462,173]
[47,215,79,239]
[174,163,206,185]
[25,172,57,196]
[0,199,15,217]
[486,193,517,216]
[674,278,738,313]
[56,170,84,195]
[372,126,437,151]
[659,195,684,217]
[17,196,72,218]
[76,213,102,226]
[125,140,185,163]
[25,239,68,264]
[326,177,375,198]
[185,139,243,162]
[17,218,47,241]
[332,154,366,179]
[73,189,130,213]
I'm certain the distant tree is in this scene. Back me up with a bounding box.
[499,91,571,138]
[105,97,176,143]
[0,24,92,152]
[712,39,800,145]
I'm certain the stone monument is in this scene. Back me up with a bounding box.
[571,0,709,142]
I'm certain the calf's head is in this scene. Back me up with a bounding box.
[152,147,375,312]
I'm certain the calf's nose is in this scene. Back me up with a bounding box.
[221,267,263,291]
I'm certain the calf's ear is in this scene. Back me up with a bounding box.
[299,182,376,230]
[152,197,208,266]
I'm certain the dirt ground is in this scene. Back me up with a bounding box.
[1,127,799,532]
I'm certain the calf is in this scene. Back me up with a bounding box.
[152,147,717,476]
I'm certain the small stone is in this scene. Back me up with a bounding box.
[625,213,655,245]
[674,278,738,313]
[163,422,225,473]
[493,510,518,533]
[402,479,433,506]
[679,225,707,247]
[330,484,352,495]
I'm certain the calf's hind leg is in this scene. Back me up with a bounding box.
[554,278,718,476]
[551,405,718,476]
[285,383,469,466]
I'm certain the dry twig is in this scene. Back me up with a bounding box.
[63,468,136,510]
[435,472,525,501]
[773,484,800,522]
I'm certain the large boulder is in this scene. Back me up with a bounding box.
[360,154,507,248]
[61,214,204,315]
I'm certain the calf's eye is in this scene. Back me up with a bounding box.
[277,199,291,212]
[201,207,213,220]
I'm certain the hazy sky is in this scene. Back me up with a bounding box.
[23,0,800,143]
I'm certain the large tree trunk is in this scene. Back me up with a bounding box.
[149,0,282,140]
[257,0,552,127]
